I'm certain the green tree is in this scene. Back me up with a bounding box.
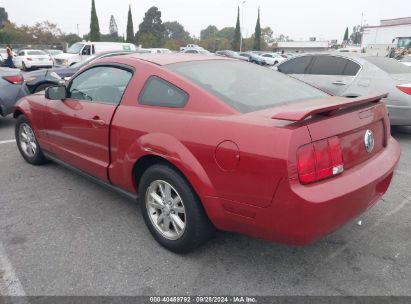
[63,33,82,46]
[109,15,118,37]
[135,7,166,47]
[343,27,349,43]
[232,6,241,51]
[164,21,190,41]
[89,0,100,41]
[200,25,218,40]
[0,7,8,28]
[253,7,261,51]
[217,27,235,41]
[126,5,134,43]
[350,25,361,44]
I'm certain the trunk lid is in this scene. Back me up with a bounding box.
[270,94,389,177]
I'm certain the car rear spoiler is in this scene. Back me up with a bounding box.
[272,93,388,122]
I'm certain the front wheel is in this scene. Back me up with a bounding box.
[139,164,214,253]
[15,115,47,165]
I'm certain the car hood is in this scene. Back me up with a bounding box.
[54,53,76,60]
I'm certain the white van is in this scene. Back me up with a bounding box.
[54,42,137,66]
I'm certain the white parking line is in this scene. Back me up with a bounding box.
[0,243,27,297]
[0,139,16,145]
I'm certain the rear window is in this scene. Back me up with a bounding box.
[364,56,411,74]
[278,56,313,74]
[167,60,328,113]
[27,51,47,56]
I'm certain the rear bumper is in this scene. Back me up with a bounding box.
[387,105,411,126]
[203,137,400,245]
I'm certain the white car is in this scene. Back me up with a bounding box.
[13,49,53,71]
[144,48,173,54]
[259,53,286,65]
[54,42,137,66]
[398,55,411,67]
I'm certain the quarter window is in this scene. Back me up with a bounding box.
[343,60,361,76]
[139,76,188,108]
[278,56,313,74]
[68,66,132,105]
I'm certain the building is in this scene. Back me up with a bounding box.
[361,17,411,55]
[277,41,330,53]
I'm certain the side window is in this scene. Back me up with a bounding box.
[18,51,25,56]
[139,76,188,108]
[81,45,91,55]
[278,56,313,74]
[308,56,348,75]
[343,60,361,76]
[68,66,132,105]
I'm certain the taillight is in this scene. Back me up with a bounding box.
[297,136,344,184]
[27,57,33,61]
[397,83,411,95]
[2,75,24,84]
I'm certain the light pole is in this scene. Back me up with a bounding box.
[239,0,246,52]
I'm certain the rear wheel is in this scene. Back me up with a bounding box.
[15,115,47,165]
[22,62,27,71]
[139,164,214,253]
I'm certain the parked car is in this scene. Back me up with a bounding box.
[24,50,144,93]
[182,49,211,55]
[45,49,63,65]
[144,48,173,54]
[276,53,411,125]
[14,54,400,253]
[13,49,53,71]
[215,50,248,61]
[239,52,267,65]
[398,55,411,67]
[0,48,7,60]
[0,68,29,117]
[54,42,137,66]
[180,44,204,52]
[259,52,286,65]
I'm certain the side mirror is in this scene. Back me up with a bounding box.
[45,85,67,100]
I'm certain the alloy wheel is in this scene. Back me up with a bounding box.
[19,123,37,158]
[145,180,186,240]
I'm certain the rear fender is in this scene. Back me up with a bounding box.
[125,132,217,199]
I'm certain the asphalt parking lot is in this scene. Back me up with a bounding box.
[0,115,410,296]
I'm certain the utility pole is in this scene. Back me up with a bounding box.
[239,0,246,52]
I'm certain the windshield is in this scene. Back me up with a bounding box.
[27,50,47,55]
[67,43,84,54]
[364,56,411,74]
[167,60,328,113]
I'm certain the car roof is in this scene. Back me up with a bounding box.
[102,53,229,66]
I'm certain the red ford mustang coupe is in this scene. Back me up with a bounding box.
[14,54,400,253]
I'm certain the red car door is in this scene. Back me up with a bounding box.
[45,65,133,181]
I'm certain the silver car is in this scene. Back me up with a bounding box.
[0,68,29,117]
[276,53,411,125]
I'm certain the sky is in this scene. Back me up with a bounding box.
[0,0,409,42]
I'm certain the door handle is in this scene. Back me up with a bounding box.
[90,116,105,127]
[332,81,348,86]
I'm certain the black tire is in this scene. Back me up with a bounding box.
[15,115,47,165]
[34,83,53,93]
[22,62,28,71]
[139,164,214,253]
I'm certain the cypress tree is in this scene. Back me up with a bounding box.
[126,5,134,43]
[343,27,349,43]
[89,0,100,41]
[253,7,261,51]
[232,7,241,51]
